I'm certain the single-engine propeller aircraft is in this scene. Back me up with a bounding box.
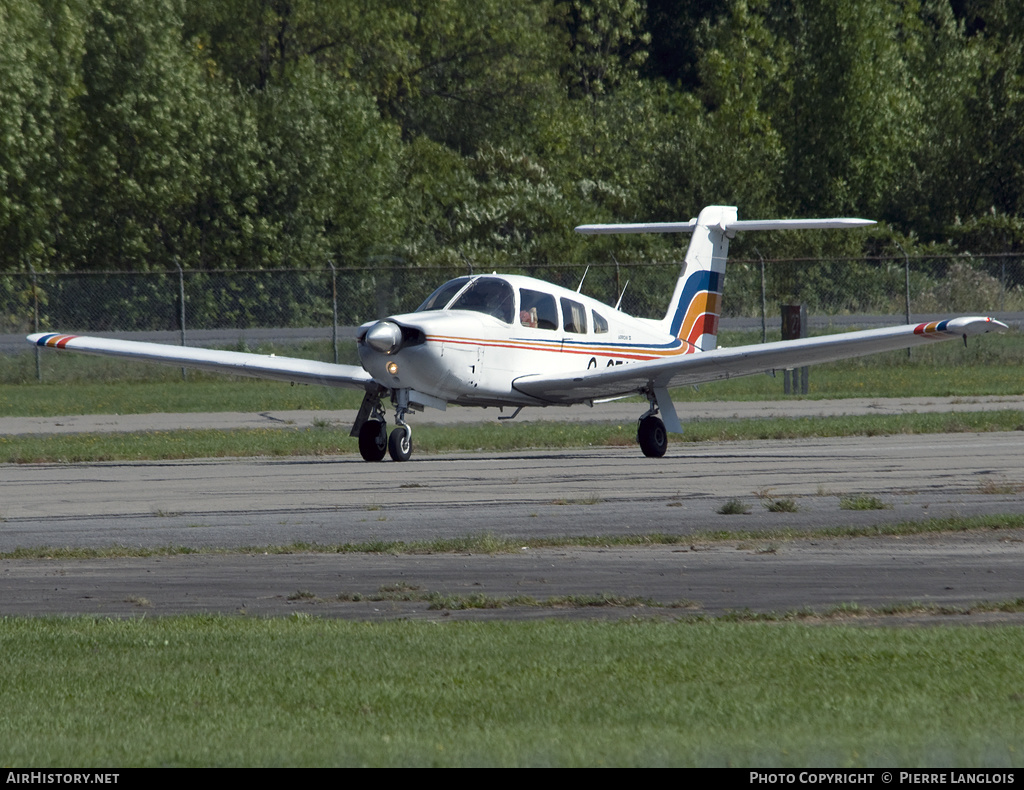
[29,205,1007,461]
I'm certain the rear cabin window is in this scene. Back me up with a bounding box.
[592,310,609,334]
[519,289,558,330]
[560,297,587,334]
[449,277,515,323]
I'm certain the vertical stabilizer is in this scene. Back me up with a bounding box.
[661,205,736,352]
[574,206,876,354]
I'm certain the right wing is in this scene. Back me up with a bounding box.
[513,316,1008,404]
[28,333,380,391]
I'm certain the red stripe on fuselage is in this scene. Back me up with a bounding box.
[427,334,684,361]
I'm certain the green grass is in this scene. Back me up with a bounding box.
[840,495,894,511]
[717,498,752,515]
[0,379,364,417]
[1,410,1023,464]
[1,616,1022,767]
[6,515,1024,560]
[764,497,799,513]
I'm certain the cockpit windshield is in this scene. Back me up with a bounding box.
[415,277,471,312]
[449,277,515,324]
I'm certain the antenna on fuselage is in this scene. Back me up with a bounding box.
[614,280,630,311]
[576,265,590,293]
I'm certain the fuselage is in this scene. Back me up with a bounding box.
[357,274,693,408]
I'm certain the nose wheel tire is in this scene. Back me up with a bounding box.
[637,415,668,458]
[358,419,388,462]
[388,425,413,462]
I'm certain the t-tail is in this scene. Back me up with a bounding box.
[575,205,876,352]
[661,205,735,351]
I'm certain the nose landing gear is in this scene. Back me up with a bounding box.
[388,389,413,462]
[388,424,412,462]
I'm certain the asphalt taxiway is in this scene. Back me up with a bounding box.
[2,398,1023,621]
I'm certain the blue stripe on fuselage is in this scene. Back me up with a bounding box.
[507,336,686,352]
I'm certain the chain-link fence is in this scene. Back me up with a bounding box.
[5,254,1023,340]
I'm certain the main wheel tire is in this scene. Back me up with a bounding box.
[358,419,387,462]
[388,425,413,462]
[637,415,668,458]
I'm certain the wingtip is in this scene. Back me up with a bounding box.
[925,316,1010,335]
[27,332,78,348]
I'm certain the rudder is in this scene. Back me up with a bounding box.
[661,205,736,352]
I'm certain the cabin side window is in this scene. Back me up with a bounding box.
[449,277,515,323]
[519,289,558,330]
[592,311,609,334]
[560,297,588,334]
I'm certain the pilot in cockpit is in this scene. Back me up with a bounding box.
[520,307,539,328]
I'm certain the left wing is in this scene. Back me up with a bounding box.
[28,333,379,391]
[512,317,1007,403]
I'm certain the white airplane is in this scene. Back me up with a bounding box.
[28,205,1007,462]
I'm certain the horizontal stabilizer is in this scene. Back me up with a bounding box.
[575,221,698,235]
[575,217,875,235]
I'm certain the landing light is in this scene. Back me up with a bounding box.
[387,361,399,375]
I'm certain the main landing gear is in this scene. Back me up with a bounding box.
[355,391,414,462]
[637,390,668,458]
[357,418,387,462]
[637,414,668,458]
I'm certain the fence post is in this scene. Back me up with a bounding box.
[1001,258,1006,312]
[755,248,766,344]
[175,259,186,379]
[30,263,41,382]
[329,260,338,364]
[612,254,621,307]
[782,304,808,395]
[895,241,911,358]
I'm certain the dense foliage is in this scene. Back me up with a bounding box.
[2,0,1023,275]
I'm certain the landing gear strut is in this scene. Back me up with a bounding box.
[388,389,413,462]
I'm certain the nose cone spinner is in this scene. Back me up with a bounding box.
[364,320,403,355]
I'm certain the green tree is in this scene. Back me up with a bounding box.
[771,0,922,219]
[672,0,785,218]
[0,0,87,272]
[956,1,1024,220]
[186,0,562,153]
[553,0,651,99]
[642,0,723,90]
[374,0,561,151]
[255,60,403,268]
[70,0,216,270]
